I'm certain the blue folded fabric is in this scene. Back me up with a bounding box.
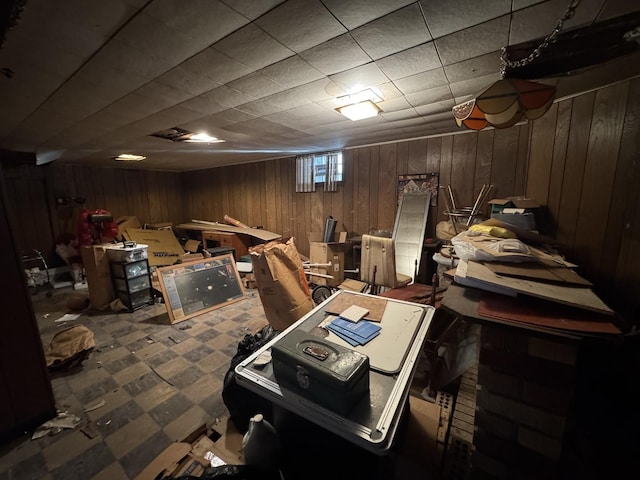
[328,317,381,345]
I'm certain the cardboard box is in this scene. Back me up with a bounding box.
[115,215,142,240]
[308,231,349,287]
[80,245,115,310]
[488,197,539,215]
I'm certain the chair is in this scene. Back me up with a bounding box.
[360,234,412,294]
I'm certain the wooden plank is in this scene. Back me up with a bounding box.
[555,92,594,254]
[378,143,398,230]
[438,135,453,225]
[356,147,371,235]
[451,133,477,209]
[573,82,628,278]
[342,149,355,236]
[491,128,519,198]
[546,100,572,238]
[369,145,379,230]
[408,138,427,174]
[459,260,613,315]
[514,122,530,195]
[526,102,558,207]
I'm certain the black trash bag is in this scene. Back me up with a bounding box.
[222,324,278,433]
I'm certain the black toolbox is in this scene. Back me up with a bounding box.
[271,329,370,415]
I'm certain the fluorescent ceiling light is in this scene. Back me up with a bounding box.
[183,132,225,143]
[114,153,146,161]
[336,100,381,121]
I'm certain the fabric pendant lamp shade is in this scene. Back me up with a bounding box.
[453,78,556,131]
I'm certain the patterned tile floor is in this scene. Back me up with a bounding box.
[0,285,269,480]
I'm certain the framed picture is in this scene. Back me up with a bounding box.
[397,173,439,206]
[157,254,246,324]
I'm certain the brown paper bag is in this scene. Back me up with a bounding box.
[249,238,313,331]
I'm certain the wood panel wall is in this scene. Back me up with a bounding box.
[2,78,639,318]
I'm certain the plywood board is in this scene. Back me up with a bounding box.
[477,293,621,334]
[324,293,388,322]
[124,228,185,266]
[483,262,593,287]
[462,260,613,315]
[177,221,281,242]
[157,254,246,324]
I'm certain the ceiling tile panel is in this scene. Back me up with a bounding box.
[220,0,287,20]
[255,0,347,52]
[165,48,254,86]
[322,0,415,30]
[227,72,287,98]
[435,16,510,66]
[421,0,511,39]
[405,85,453,107]
[299,34,372,75]
[234,98,284,117]
[214,24,295,69]
[394,68,448,95]
[351,3,432,59]
[375,42,442,80]
[260,56,325,88]
[329,62,390,92]
[415,98,456,115]
[443,51,502,83]
[449,72,502,99]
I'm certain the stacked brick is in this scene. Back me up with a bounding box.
[471,324,578,479]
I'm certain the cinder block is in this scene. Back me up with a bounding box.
[517,425,563,459]
[478,364,521,398]
[527,337,577,366]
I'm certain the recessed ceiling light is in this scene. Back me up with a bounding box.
[114,153,146,161]
[183,132,225,143]
[150,127,224,143]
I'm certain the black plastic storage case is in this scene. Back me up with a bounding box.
[271,329,370,415]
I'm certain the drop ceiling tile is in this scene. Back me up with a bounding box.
[436,16,510,66]
[421,0,511,39]
[299,34,372,75]
[394,68,448,95]
[214,24,295,69]
[443,51,502,83]
[378,96,413,112]
[415,98,456,116]
[597,0,640,20]
[220,0,286,20]
[375,42,442,80]
[375,82,404,101]
[172,48,254,85]
[351,3,432,60]
[380,107,421,122]
[234,98,284,116]
[322,0,414,29]
[144,1,248,49]
[263,89,312,110]
[228,72,287,98]
[260,56,325,88]
[194,85,257,110]
[154,66,223,97]
[405,85,453,107]
[208,108,257,125]
[329,62,390,92]
[255,0,347,52]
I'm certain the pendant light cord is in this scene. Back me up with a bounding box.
[500,0,581,77]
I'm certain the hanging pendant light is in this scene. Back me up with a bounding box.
[452,0,580,131]
[453,78,556,130]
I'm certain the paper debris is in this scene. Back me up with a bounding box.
[83,399,106,412]
[54,313,81,323]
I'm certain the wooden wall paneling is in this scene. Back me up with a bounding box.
[349,149,359,236]
[89,166,107,212]
[491,128,520,199]
[514,123,530,195]
[573,82,628,279]
[437,135,453,225]
[264,160,278,232]
[310,189,324,234]
[396,141,409,176]
[546,100,573,238]
[356,147,371,235]
[555,93,595,254]
[342,149,355,236]
[408,138,427,174]
[475,130,494,218]
[378,143,398,231]
[426,137,442,237]
[368,146,380,231]
[526,102,559,209]
[279,157,293,238]
[606,78,640,305]
[451,133,477,209]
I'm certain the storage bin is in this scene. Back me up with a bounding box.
[105,243,148,263]
[114,275,150,293]
[116,288,153,311]
[110,259,149,279]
